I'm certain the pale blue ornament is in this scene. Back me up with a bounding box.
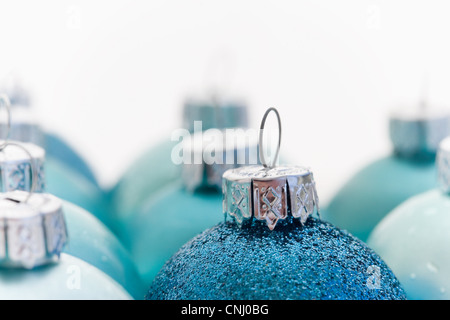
[323,108,450,241]
[367,137,450,300]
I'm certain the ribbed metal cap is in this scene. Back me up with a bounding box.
[0,191,67,269]
[389,108,450,160]
[181,129,258,192]
[222,165,320,230]
[182,94,248,133]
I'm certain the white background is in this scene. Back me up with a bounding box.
[1,0,449,203]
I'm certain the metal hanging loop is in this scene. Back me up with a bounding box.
[259,107,282,169]
[0,94,11,149]
[0,141,38,203]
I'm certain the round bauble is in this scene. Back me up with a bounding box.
[323,156,436,241]
[148,218,406,300]
[121,182,223,285]
[62,200,147,300]
[0,253,132,300]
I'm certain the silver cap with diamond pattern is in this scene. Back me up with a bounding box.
[222,165,320,230]
[0,190,68,269]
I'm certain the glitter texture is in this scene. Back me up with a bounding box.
[147,217,407,300]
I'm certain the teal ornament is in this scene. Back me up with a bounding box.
[367,137,450,300]
[62,200,146,300]
[44,132,99,188]
[0,191,132,300]
[0,92,108,225]
[45,156,111,228]
[323,107,450,241]
[148,158,405,300]
[121,127,257,285]
[0,124,144,298]
[0,253,132,300]
[107,95,248,232]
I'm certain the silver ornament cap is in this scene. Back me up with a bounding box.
[0,140,45,192]
[222,108,320,230]
[223,165,319,230]
[182,129,259,192]
[0,87,45,147]
[0,190,68,269]
[437,136,450,194]
[182,94,248,133]
[389,107,450,160]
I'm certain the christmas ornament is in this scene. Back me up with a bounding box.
[121,118,256,285]
[0,100,145,299]
[0,82,98,185]
[0,92,109,226]
[323,105,450,241]
[107,94,248,233]
[0,189,132,300]
[147,108,407,300]
[367,136,450,300]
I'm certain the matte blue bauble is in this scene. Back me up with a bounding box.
[106,139,180,232]
[44,132,99,188]
[120,182,223,285]
[0,253,132,300]
[147,218,407,300]
[45,156,111,228]
[62,201,146,299]
[323,155,436,241]
[367,189,450,300]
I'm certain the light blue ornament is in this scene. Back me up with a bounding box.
[0,190,133,300]
[44,132,99,188]
[122,182,223,285]
[323,108,450,241]
[0,253,132,300]
[0,90,109,225]
[0,99,145,299]
[45,156,111,228]
[107,95,249,234]
[62,200,147,300]
[367,137,450,300]
[121,127,257,285]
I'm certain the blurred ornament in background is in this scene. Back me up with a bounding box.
[107,51,246,234]
[121,123,257,285]
[106,93,248,233]
[0,95,146,299]
[367,137,450,300]
[323,100,450,241]
[0,79,110,226]
[148,108,407,300]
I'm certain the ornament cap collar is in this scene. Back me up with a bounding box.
[222,108,320,230]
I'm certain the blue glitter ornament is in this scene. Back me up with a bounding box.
[367,137,450,300]
[107,94,248,233]
[147,108,407,300]
[323,107,450,241]
[148,218,406,300]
